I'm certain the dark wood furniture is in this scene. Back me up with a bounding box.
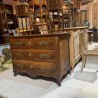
[88,30,94,44]
[0,2,8,44]
[29,0,48,34]
[87,28,98,44]
[15,3,33,35]
[9,33,70,86]
[46,0,64,33]
[0,0,18,44]
[63,0,74,27]
[46,0,74,33]
[19,0,28,3]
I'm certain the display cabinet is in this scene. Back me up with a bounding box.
[5,4,16,32]
[46,0,64,33]
[46,0,74,33]
[0,2,8,43]
[0,1,18,44]
[15,3,33,35]
[29,0,48,34]
[63,0,74,28]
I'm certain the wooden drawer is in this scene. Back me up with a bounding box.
[13,60,56,74]
[11,49,57,63]
[32,37,57,50]
[10,38,34,49]
[10,37,57,50]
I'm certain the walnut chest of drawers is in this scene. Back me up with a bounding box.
[9,33,70,86]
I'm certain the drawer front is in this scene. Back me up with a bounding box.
[10,38,34,49]
[11,49,57,63]
[10,37,58,50]
[33,37,57,50]
[13,60,57,74]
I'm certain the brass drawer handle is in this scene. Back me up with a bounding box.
[41,68,48,72]
[16,53,22,57]
[16,64,24,68]
[14,41,22,46]
[30,65,33,69]
[29,53,32,57]
[39,41,48,46]
[27,41,31,46]
[39,54,50,59]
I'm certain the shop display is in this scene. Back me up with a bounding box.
[0,0,89,86]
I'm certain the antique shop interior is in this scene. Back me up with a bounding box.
[0,0,98,98]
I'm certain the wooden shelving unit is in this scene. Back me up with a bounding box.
[29,0,48,34]
[34,0,48,34]
[15,3,33,35]
[46,0,74,33]
[0,1,18,44]
[63,0,74,28]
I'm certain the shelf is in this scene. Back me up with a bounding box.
[35,13,46,17]
[7,22,14,25]
[6,12,13,15]
[35,23,46,26]
[18,28,34,32]
[53,20,68,22]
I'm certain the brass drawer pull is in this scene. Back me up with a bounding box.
[16,64,24,68]
[39,54,50,59]
[30,65,33,69]
[39,41,48,46]
[27,41,31,46]
[14,41,22,46]
[29,53,32,57]
[41,68,48,72]
[16,53,22,57]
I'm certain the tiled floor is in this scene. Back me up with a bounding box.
[0,42,98,98]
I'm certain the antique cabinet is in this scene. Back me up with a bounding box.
[65,27,88,68]
[9,33,70,86]
[0,0,18,44]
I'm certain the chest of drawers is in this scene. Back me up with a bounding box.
[9,33,70,86]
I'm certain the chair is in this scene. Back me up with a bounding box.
[81,44,98,72]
